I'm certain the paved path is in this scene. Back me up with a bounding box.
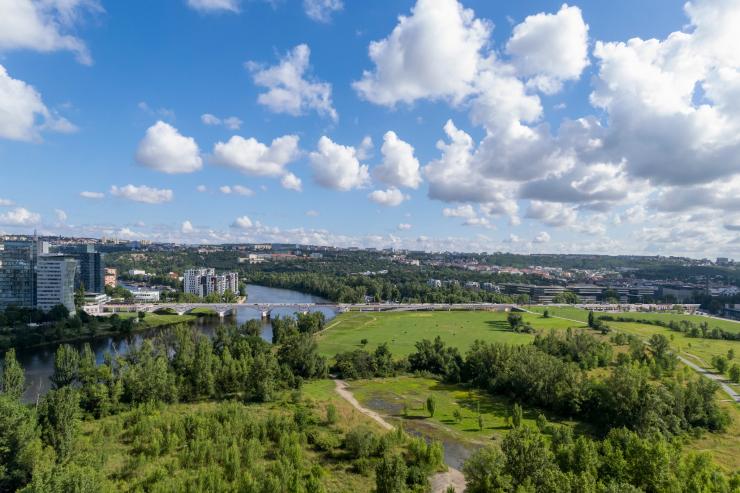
[519,307,740,403]
[333,380,466,492]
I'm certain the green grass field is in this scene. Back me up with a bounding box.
[316,311,581,358]
[347,376,582,444]
[525,306,591,322]
[118,312,198,328]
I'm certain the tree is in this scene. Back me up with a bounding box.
[463,446,512,493]
[241,319,263,338]
[502,425,555,488]
[728,364,740,384]
[73,286,85,311]
[512,403,523,428]
[37,387,79,462]
[507,312,523,331]
[543,309,550,318]
[453,408,463,424]
[478,414,484,431]
[0,395,45,491]
[47,304,69,322]
[712,355,728,374]
[1,349,25,399]
[587,311,595,328]
[51,345,79,389]
[375,452,407,493]
[426,395,436,417]
[728,349,735,361]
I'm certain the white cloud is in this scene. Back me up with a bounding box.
[135,121,202,174]
[219,185,254,196]
[280,173,303,191]
[248,44,337,120]
[310,136,370,191]
[525,200,578,227]
[54,209,67,222]
[533,231,551,243]
[0,207,41,226]
[79,191,104,199]
[373,131,422,189]
[354,0,489,106]
[187,0,239,13]
[0,198,14,206]
[368,188,408,207]
[442,204,476,218]
[506,4,589,94]
[231,215,253,229]
[201,113,242,130]
[212,134,300,178]
[181,220,195,234]
[196,185,207,193]
[0,65,76,141]
[306,209,320,217]
[110,185,173,204]
[397,223,412,230]
[0,0,100,64]
[304,0,342,23]
[357,135,374,160]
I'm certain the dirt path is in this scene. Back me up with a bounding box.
[333,380,466,492]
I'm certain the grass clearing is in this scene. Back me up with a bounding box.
[118,312,198,328]
[317,311,581,358]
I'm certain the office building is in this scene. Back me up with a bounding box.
[0,240,42,309]
[55,244,105,293]
[36,255,78,313]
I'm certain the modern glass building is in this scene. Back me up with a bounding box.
[0,240,40,309]
[56,244,105,293]
[36,255,79,313]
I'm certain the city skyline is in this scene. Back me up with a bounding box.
[2,0,740,258]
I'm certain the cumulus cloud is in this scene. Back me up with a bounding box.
[0,0,100,64]
[505,4,589,94]
[248,44,337,120]
[533,231,551,243]
[353,0,490,105]
[187,0,239,13]
[181,220,195,234]
[80,191,104,199]
[201,113,242,130]
[397,223,412,230]
[280,173,303,191]
[135,121,202,174]
[306,209,320,217]
[373,131,422,189]
[54,209,67,222]
[310,136,370,191]
[231,215,253,229]
[368,188,408,207]
[212,134,300,179]
[0,207,41,226]
[110,185,173,204]
[219,185,254,196]
[442,204,476,218]
[0,65,76,141]
[303,0,342,23]
[196,185,207,193]
[0,198,14,206]
[525,200,577,228]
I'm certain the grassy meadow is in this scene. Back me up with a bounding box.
[316,310,582,358]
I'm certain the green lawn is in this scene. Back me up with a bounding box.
[316,311,581,358]
[117,312,198,328]
[524,305,590,322]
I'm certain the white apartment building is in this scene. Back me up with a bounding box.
[37,255,78,313]
[133,290,160,302]
[183,268,238,297]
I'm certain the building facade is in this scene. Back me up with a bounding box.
[184,268,238,298]
[36,255,78,313]
[57,244,105,293]
[104,267,117,287]
[0,240,45,309]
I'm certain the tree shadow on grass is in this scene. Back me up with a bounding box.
[485,320,513,332]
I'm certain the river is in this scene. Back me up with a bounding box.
[12,284,334,403]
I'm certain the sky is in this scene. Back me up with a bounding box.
[1,0,739,258]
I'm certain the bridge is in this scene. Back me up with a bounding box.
[101,302,516,318]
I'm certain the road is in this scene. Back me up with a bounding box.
[333,380,467,493]
[518,307,740,403]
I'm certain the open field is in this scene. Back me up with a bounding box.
[347,376,583,444]
[524,305,590,322]
[316,311,582,358]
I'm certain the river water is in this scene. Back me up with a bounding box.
[12,285,334,403]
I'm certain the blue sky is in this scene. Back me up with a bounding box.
[1,0,739,257]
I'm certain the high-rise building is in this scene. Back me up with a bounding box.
[0,240,42,309]
[56,244,105,293]
[183,268,238,298]
[36,255,78,313]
